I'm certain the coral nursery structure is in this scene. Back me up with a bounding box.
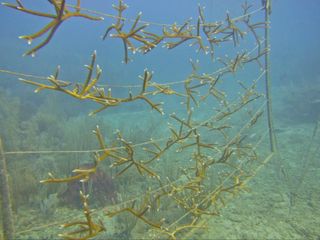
[0,0,274,239]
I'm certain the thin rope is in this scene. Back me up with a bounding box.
[65,3,264,28]
[0,40,264,89]
[3,137,167,156]
[98,41,265,88]
[0,69,47,80]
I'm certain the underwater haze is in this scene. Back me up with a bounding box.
[0,0,319,239]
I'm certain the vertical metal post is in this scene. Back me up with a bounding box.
[0,137,14,240]
[263,0,276,152]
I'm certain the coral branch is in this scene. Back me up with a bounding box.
[2,0,103,56]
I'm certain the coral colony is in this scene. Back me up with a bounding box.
[1,0,272,239]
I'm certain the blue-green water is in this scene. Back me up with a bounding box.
[0,1,319,239]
